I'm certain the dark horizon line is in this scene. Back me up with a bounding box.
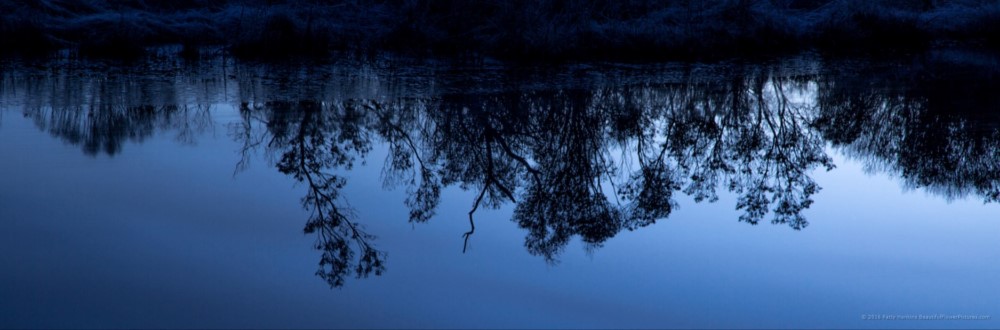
[3,0,1000,62]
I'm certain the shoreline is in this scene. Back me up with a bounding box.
[4,1,1000,62]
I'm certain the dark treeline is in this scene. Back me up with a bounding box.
[4,0,1000,60]
[6,54,1000,286]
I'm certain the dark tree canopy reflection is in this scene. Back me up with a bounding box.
[239,100,385,287]
[6,54,1000,286]
[8,62,221,155]
[269,67,832,263]
[814,54,1000,202]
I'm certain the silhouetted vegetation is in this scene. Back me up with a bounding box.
[238,100,386,287]
[815,52,1000,201]
[9,61,219,155]
[6,52,1000,286]
[225,61,835,264]
[5,0,1000,60]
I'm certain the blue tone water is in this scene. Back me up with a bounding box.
[1,54,999,328]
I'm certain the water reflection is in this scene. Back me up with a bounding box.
[815,56,1000,202]
[3,54,999,287]
[10,61,221,155]
[236,100,385,287]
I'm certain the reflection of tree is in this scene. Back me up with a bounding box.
[237,100,386,288]
[12,68,216,156]
[814,58,1000,203]
[512,91,624,260]
[367,99,443,224]
[6,65,390,287]
[24,102,214,155]
[653,71,833,229]
[224,64,838,267]
[362,69,834,261]
[411,90,628,260]
[25,58,1000,285]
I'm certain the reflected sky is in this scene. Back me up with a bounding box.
[1,54,999,328]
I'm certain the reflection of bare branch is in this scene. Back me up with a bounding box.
[299,162,385,288]
[230,102,274,175]
[367,100,443,224]
[463,184,487,253]
[173,104,215,145]
[247,100,386,288]
[495,133,541,184]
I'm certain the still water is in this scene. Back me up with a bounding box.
[1,53,999,328]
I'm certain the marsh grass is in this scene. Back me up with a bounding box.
[5,0,1000,61]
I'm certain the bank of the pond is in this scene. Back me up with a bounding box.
[4,0,1000,61]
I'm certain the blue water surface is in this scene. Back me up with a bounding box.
[1,54,998,328]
